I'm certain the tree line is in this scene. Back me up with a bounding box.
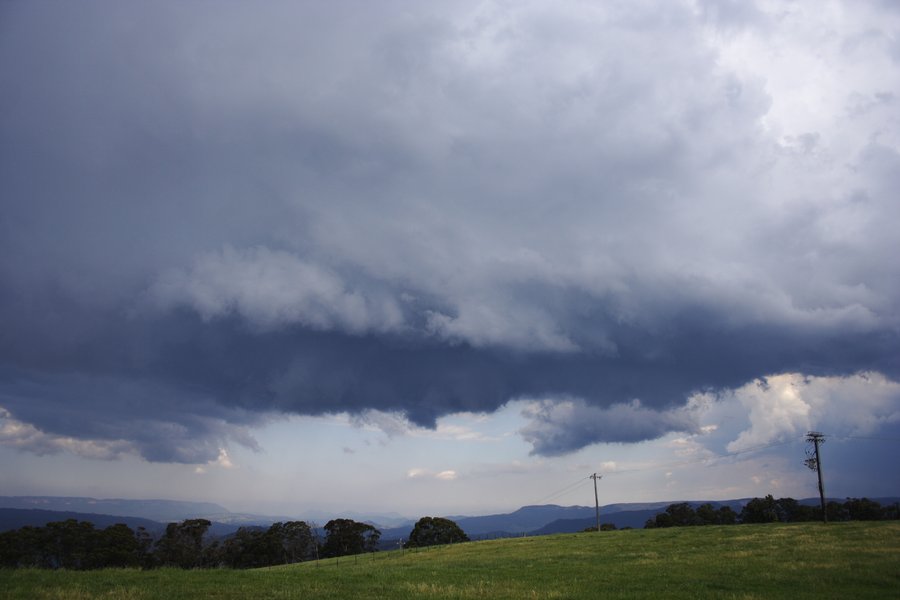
[0,514,469,570]
[0,517,368,570]
[643,496,899,528]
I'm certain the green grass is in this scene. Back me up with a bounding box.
[2,522,898,599]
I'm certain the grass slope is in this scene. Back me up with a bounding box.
[2,522,898,599]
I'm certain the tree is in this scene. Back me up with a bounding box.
[825,500,848,522]
[221,527,273,568]
[405,517,469,548]
[0,517,312,570]
[665,503,700,527]
[0,521,144,569]
[277,521,316,563]
[584,523,617,532]
[154,519,211,568]
[44,519,99,569]
[695,503,718,526]
[740,496,779,524]
[645,504,698,528]
[135,526,155,568]
[95,523,142,568]
[320,519,380,558]
[843,498,883,521]
[716,506,738,525]
[647,512,674,528]
[220,521,317,568]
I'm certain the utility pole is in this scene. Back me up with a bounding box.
[804,432,827,523]
[590,473,602,532]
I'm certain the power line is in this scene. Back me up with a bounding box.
[605,438,800,477]
[527,433,883,509]
[525,439,800,507]
[529,476,590,506]
[830,435,900,442]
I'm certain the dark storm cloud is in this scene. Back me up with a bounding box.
[1,1,898,460]
[0,366,262,463]
[519,398,702,457]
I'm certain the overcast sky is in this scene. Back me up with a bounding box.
[1,0,899,519]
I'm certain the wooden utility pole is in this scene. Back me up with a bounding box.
[590,473,602,532]
[805,432,827,523]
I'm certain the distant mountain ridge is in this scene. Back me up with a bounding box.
[0,508,164,534]
[453,501,750,536]
[0,496,296,529]
[376,497,900,541]
[0,497,229,523]
[378,502,706,541]
[0,508,248,539]
[529,500,749,534]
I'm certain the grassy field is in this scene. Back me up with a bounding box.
[1,521,898,599]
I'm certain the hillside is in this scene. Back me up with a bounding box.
[2,522,897,599]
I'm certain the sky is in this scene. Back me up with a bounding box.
[1,0,899,520]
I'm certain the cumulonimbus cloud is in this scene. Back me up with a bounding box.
[724,372,900,452]
[0,0,898,462]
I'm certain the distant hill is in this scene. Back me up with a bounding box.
[0,496,300,530]
[448,501,749,537]
[0,508,247,539]
[530,510,661,534]
[378,496,900,543]
[379,503,682,541]
[0,497,229,523]
[528,497,900,535]
[452,505,596,536]
[0,508,164,534]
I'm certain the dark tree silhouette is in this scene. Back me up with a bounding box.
[154,519,211,568]
[843,498,883,521]
[320,519,380,557]
[405,517,469,548]
[740,495,779,524]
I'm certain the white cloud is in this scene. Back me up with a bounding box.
[195,448,236,474]
[350,410,414,438]
[436,470,458,481]
[406,467,459,481]
[406,467,428,479]
[708,372,900,452]
[0,407,132,460]
[349,409,506,443]
[726,376,813,451]
[214,448,235,469]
